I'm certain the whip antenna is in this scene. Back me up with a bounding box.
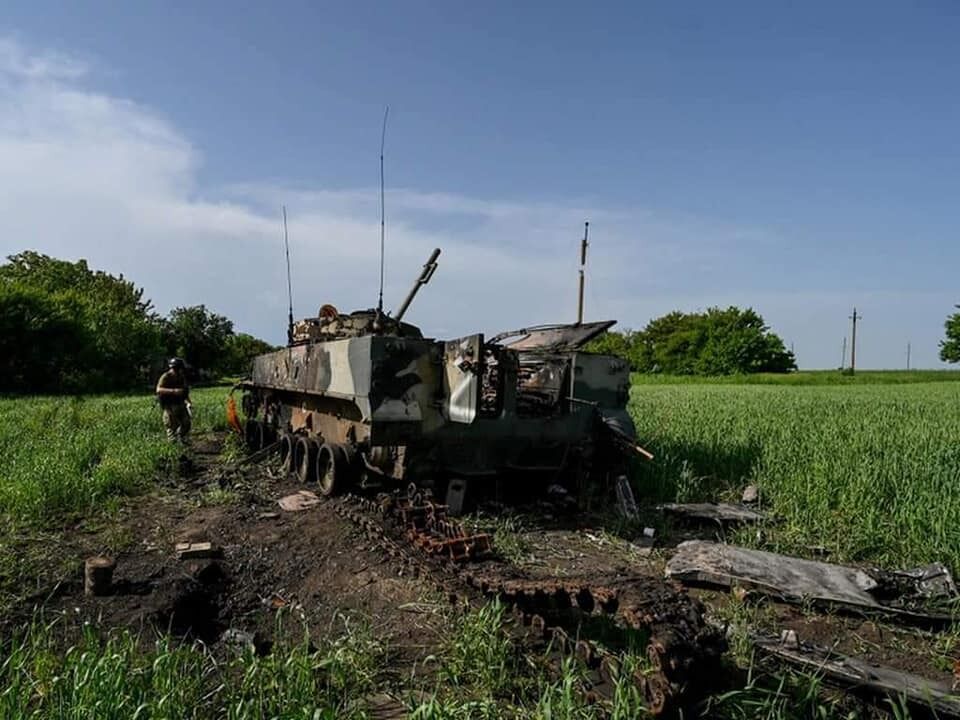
[282,205,294,344]
[377,105,390,313]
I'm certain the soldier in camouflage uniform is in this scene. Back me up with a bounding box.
[156,358,191,442]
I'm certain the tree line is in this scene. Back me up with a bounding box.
[0,252,275,394]
[3,251,958,393]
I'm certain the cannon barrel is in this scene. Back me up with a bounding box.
[394,248,441,322]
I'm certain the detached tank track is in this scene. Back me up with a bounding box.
[330,492,724,716]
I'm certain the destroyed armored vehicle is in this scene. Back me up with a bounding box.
[233,249,637,510]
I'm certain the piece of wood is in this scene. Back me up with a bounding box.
[658,502,768,524]
[84,556,115,596]
[753,634,960,716]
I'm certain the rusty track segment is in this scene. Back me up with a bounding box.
[331,491,724,716]
[392,494,493,562]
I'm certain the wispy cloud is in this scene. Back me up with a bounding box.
[0,37,89,81]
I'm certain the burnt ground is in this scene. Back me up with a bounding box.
[4,431,958,713]
[3,434,454,681]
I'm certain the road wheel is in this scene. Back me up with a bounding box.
[295,436,319,485]
[315,444,337,496]
[279,433,295,474]
[316,443,357,496]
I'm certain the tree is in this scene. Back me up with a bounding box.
[0,252,164,391]
[940,306,960,363]
[584,306,796,376]
[164,305,235,377]
[0,283,90,392]
[223,333,277,376]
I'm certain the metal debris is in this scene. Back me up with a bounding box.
[753,633,960,716]
[667,541,957,625]
[615,475,639,520]
[658,502,768,525]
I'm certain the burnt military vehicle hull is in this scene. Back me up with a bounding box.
[235,250,634,507]
[238,317,632,505]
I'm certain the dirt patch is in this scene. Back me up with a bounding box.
[6,437,453,671]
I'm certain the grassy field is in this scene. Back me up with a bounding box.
[632,369,960,385]
[2,376,959,717]
[0,387,228,524]
[629,379,960,569]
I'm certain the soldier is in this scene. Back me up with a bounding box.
[156,357,192,442]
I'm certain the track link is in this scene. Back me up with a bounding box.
[331,491,724,716]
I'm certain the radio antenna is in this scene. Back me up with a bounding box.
[282,205,294,344]
[377,105,390,313]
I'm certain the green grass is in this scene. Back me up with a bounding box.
[629,381,960,569]
[0,613,384,720]
[631,369,960,385]
[0,387,228,524]
[414,600,650,719]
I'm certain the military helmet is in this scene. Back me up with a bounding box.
[168,357,185,370]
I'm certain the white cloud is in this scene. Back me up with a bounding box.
[0,37,89,81]
[0,36,951,369]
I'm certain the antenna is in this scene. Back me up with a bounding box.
[377,106,390,313]
[577,221,589,324]
[282,205,294,344]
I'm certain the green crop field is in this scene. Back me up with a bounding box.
[629,378,960,569]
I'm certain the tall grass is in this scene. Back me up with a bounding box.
[0,388,228,524]
[0,615,382,720]
[629,382,960,569]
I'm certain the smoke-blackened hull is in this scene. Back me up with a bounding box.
[240,318,633,499]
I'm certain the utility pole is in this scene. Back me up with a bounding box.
[906,342,911,371]
[849,308,860,374]
[576,221,589,324]
[841,336,847,370]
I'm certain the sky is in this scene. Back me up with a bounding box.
[1,1,958,369]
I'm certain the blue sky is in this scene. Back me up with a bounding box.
[1,2,958,368]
